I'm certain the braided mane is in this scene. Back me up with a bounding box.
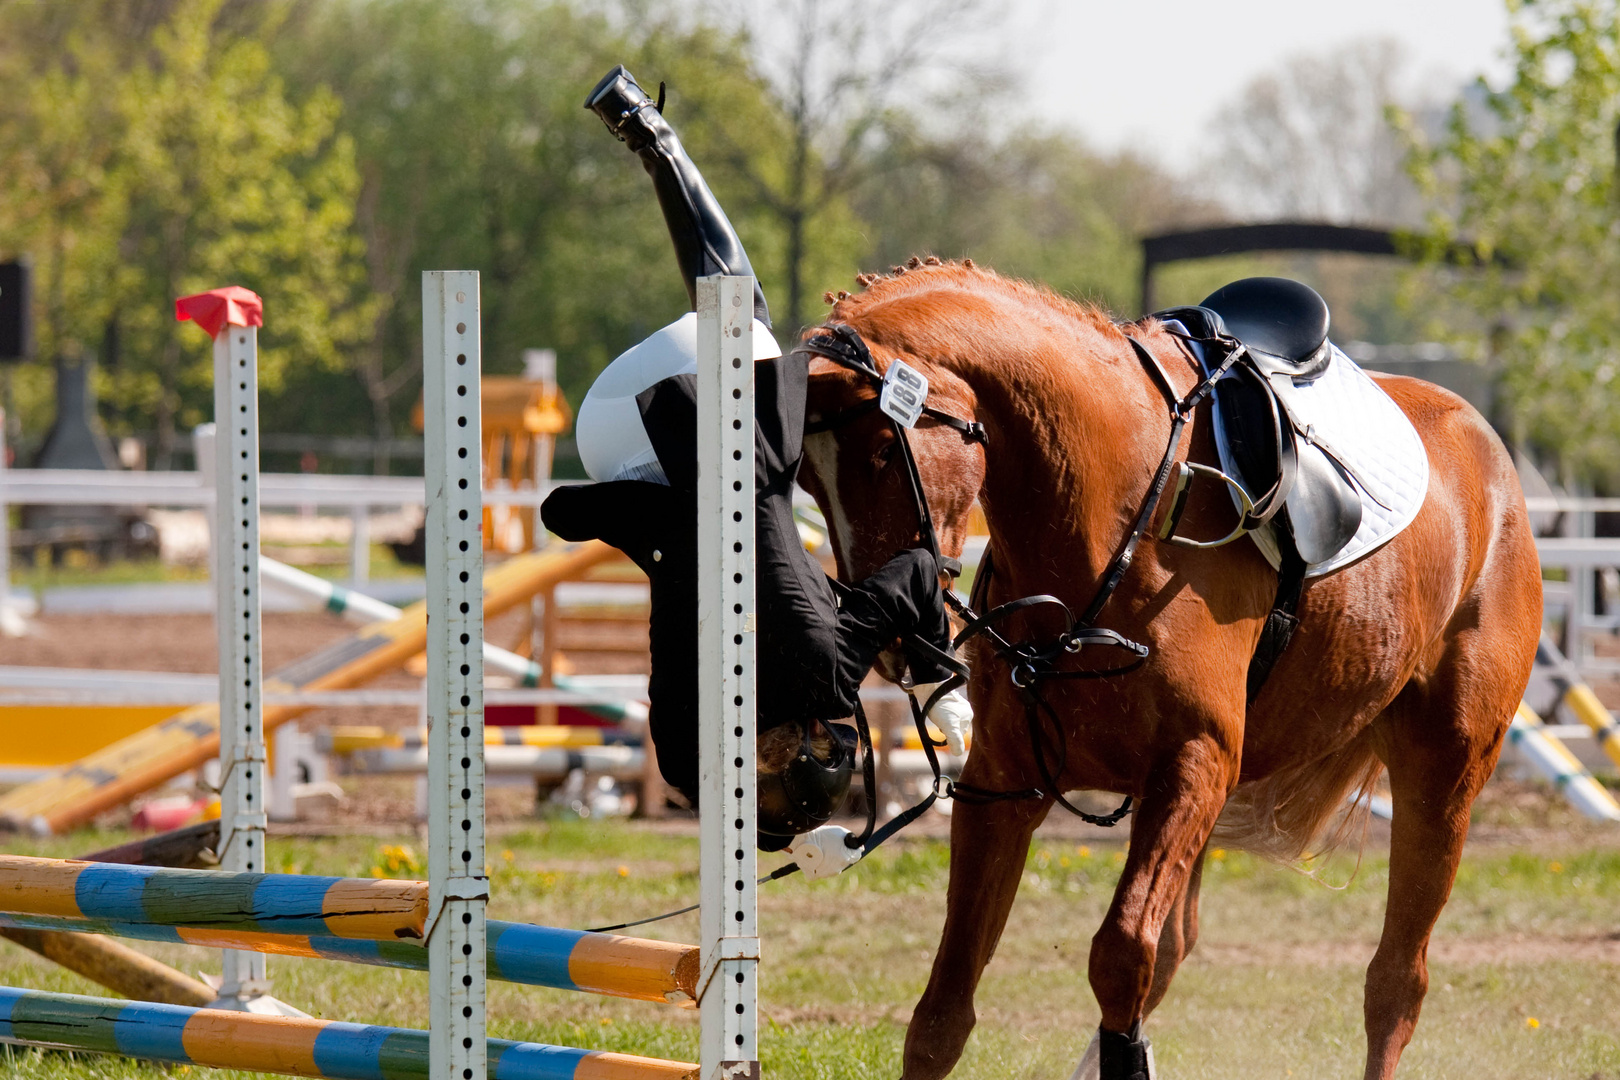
[819,255,1131,344]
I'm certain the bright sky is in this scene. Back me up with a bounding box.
[1005,0,1513,167]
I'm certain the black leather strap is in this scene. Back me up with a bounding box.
[800,326,987,443]
[1245,520,1308,702]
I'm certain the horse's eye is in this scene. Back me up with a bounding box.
[871,440,898,473]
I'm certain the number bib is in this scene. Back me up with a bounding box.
[879,359,928,428]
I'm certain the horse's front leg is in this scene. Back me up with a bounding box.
[901,791,1050,1080]
[1088,739,1235,1079]
[1145,843,1206,1015]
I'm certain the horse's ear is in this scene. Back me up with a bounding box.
[804,355,847,380]
[804,356,866,418]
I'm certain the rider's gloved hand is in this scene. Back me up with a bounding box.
[787,825,864,881]
[911,681,973,756]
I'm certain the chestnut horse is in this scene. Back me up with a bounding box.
[795,260,1541,1079]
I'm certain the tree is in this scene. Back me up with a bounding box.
[852,124,1219,316]
[112,0,372,466]
[686,0,1002,332]
[274,0,845,469]
[0,0,371,465]
[1401,0,1620,481]
[1208,37,1431,226]
[0,7,133,440]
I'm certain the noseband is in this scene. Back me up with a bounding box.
[798,321,1249,826]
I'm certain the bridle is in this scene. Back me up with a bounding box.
[797,321,1250,832]
[802,324,985,576]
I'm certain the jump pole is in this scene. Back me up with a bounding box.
[259,554,649,726]
[0,854,699,1005]
[1534,633,1620,770]
[1509,703,1620,821]
[0,542,615,836]
[177,286,297,1014]
[0,823,222,1007]
[0,986,698,1080]
[695,274,759,1080]
[0,910,699,1005]
[423,270,488,1080]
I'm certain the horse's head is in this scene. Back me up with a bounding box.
[797,328,986,595]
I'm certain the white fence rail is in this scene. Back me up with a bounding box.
[0,468,546,508]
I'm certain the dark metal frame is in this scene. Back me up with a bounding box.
[1136,221,1491,315]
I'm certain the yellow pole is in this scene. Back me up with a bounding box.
[1560,682,1620,770]
[0,542,616,834]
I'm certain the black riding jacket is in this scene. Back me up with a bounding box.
[541,351,954,800]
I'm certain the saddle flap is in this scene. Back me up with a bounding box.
[1210,364,1296,525]
[1286,442,1364,565]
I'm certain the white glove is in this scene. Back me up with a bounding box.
[912,681,973,756]
[787,825,864,881]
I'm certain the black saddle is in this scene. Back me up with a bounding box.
[1154,277,1365,700]
[1201,276,1332,379]
[1155,278,1361,564]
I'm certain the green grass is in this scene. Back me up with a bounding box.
[8,547,423,595]
[9,558,210,591]
[2,821,1618,1079]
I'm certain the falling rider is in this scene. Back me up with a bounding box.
[540,65,972,863]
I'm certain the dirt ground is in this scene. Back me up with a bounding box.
[0,604,643,731]
[5,610,1619,847]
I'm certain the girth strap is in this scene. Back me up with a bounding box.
[1245,517,1308,702]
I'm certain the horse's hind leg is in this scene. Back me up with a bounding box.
[1362,642,1524,1079]
[902,794,1049,1080]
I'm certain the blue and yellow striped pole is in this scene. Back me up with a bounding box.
[0,855,427,942]
[0,912,698,1005]
[0,986,696,1080]
[1509,703,1620,821]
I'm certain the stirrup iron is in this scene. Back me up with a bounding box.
[1157,461,1255,549]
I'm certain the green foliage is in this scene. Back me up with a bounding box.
[1401,0,1620,480]
[0,0,1207,456]
[269,0,858,431]
[0,0,371,461]
[852,124,1221,317]
[0,6,134,426]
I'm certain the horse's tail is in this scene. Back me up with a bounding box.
[1213,727,1384,865]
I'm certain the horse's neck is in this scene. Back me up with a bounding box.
[947,324,1174,596]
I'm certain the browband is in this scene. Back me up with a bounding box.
[799,325,987,444]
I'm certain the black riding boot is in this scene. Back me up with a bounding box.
[585,64,771,326]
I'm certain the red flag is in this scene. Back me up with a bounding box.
[175,286,263,338]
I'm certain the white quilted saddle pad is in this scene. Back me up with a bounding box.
[1215,344,1430,578]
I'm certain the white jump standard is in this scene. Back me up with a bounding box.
[696,275,761,1080]
[423,271,491,1080]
